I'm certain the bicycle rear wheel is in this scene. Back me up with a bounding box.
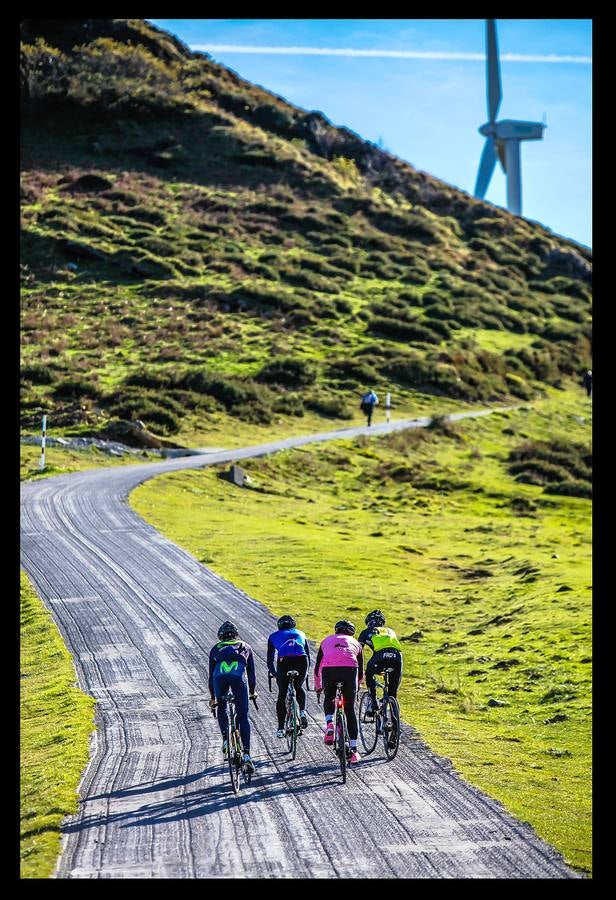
[383,697,401,760]
[286,699,298,759]
[227,724,240,793]
[336,713,347,784]
[358,691,378,755]
[242,748,253,786]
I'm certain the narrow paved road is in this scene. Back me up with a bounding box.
[21,411,579,878]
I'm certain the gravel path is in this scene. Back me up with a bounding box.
[20,411,580,878]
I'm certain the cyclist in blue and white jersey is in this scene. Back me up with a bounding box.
[267,615,311,738]
[208,621,257,773]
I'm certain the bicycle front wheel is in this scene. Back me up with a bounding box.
[383,696,401,760]
[227,724,240,793]
[336,713,347,784]
[242,751,253,786]
[286,700,298,759]
[358,691,378,755]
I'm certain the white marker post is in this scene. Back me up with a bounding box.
[39,414,47,470]
[386,392,391,424]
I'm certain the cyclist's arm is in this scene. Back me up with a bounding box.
[207,646,216,697]
[266,637,276,677]
[357,647,364,683]
[314,644,324,690]
[357,627,372,648]
[246,648,257,695]
[301,631,311,667]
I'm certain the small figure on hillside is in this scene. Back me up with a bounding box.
[583,369,592,398]
[360,389,379,427]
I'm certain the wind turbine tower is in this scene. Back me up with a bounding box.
[474,19,546,216]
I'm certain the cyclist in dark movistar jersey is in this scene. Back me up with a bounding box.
[208,621,257,773]
[267,614,311,738]
[358,609,403,725]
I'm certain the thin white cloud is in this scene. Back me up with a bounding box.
[193,44,591,64]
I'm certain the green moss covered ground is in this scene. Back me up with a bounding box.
[20,571,96,878]
[131,388,592,873]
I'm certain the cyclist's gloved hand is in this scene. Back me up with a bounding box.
[249,693,258,701]
[209,698,218,710]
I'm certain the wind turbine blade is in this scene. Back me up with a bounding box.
[474,138,498,199]
[486,19,502,122]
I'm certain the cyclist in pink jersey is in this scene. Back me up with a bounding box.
[314,620,364,763]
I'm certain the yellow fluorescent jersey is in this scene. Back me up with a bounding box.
[359,626,402,652]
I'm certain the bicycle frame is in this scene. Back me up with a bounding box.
[333,682,351,783]
[214,689,257,792]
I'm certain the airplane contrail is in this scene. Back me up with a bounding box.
[193,44,591,64]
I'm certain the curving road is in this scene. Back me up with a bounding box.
[20,411,580,878]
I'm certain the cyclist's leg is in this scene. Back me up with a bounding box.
[213,675,230,736]
[386,651,403,698]
[322,668,339,718]
[293,655,309,713]
[274,662,288,729]
[230,675,251,752]
[365,655,379,709]
[342,670,358,741]
[321,668,337,743]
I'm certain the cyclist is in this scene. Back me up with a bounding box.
[208,621,258,774]
[314,620,364,764]
[267,614,311,738]
[358,610,403,739]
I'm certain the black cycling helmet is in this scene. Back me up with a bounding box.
[365,609,386,627]
[277,614,296,630]
[334,619,356,636]
[217,620,239,641]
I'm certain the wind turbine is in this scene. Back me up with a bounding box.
[474,18,546,216]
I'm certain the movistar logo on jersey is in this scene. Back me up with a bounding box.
[220,661,239,674]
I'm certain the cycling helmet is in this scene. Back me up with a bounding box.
[334,619,356,636]
[217,620,239,640]
[277,614,296,630]
[365,609,386,627]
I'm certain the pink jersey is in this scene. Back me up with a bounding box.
[314,634,362,691]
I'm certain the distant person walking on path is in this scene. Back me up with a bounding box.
[583,369,592,397]
[360,389,379,426]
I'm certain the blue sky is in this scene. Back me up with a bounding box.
[149,19,592,248]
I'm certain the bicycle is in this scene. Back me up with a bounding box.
[358,667,401,760]
[268,669,307,759]
[318,681,352,783]
[212,689,258,794]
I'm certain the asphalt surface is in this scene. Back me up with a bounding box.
[20,411,580,878]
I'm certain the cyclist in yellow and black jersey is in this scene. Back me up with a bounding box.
[357,609,403,718]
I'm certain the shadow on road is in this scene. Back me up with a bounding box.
[64,759,371,833]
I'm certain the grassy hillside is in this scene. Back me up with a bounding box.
[20,18,592,877]
[132,389,592,873]
[20,571,96,878]
[20,19,591,451]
